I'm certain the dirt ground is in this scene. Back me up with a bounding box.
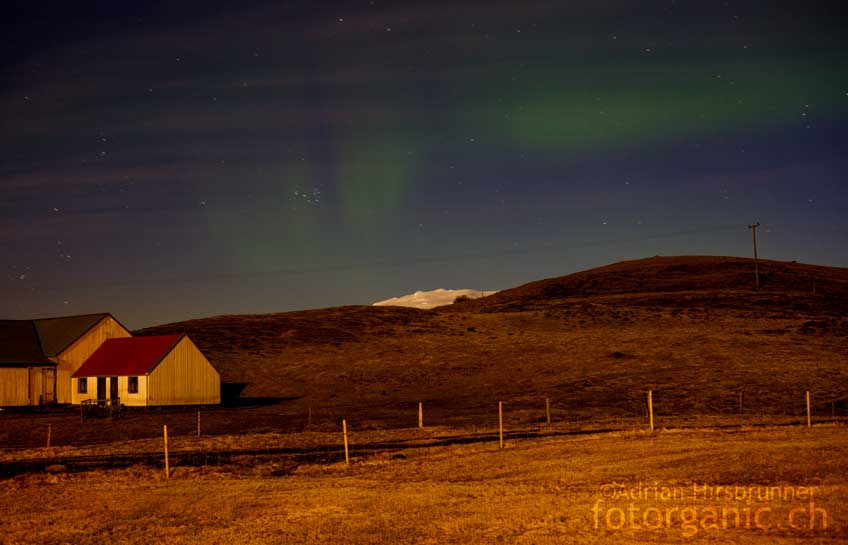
[1,425,845,544]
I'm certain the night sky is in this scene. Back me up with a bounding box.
[2,1,846,328]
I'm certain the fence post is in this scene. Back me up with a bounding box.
[197,410,201,437]
[163,425,170,479]
[545,397,551,425]
[806,391,811,428]
[342,419,350,465]
[647,390,654,432]
[46,424,52,448]
[498,402,504,449]
[418,402,423,429]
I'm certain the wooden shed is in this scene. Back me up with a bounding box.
[72,334,220,406]
[0,313,131,406]
[0,321,56,406]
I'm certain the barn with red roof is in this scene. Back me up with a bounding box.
[72,334,220,406]
[0,313,131,406]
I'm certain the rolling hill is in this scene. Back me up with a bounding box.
[137,256,848,428]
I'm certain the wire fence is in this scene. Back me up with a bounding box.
[1,387,846,454]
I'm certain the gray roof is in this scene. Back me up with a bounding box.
[0,320,53,366]
[32,313,111,357]
[0,313,125,367]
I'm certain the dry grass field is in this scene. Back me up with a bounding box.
[1,425,846,544]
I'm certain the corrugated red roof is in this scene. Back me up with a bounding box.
[73,334,183,377]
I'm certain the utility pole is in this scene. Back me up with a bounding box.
[748,222,760,291]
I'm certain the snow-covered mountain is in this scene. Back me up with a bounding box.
[373,288,498,309]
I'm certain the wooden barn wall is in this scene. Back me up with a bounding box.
[56,316,131,375]
[0,368,30,406]
[56,370,72,405]
[29,369,43,406]
[148,337,220,405]
[0,367,57,406]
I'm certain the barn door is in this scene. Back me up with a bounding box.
[110,377,119,402]
[41,368,56,403]
[97,377,106,401]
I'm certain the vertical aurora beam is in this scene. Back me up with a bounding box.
[337,138,414,229]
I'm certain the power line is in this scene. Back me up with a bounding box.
[748,222,760,290]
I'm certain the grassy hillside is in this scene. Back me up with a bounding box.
[137,256,848,429]
[452,255,848,312]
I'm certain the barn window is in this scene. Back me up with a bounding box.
[128,376,138,394]
[77,378,87,394]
